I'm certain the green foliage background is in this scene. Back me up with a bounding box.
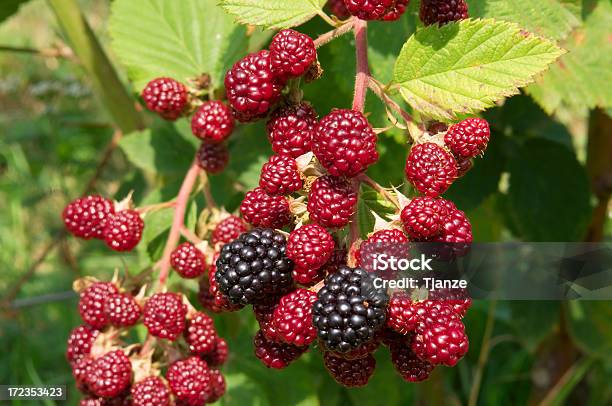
[0,0,610,405]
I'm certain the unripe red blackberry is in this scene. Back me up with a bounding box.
[328,0,351,18]
[269,29,317,80]
[208,369,226,403]
[434,203,472,244]
[104,293,142,327]
[253,330,307,369]
[405,142,457,197]
[224,50,285,122]
[259,155,303,195]
[357,229,408,274]
[390,342,434,382]
[185,311,218,355]
[319,249,348,275]
[267,103,317,158]
[87,350,132,398]
[191,101,235,143]
[166,356,211,406]
[103,209,144,252]
[400,196,445,240]
[387,293,422,335]
[445,118,490,158]
[215,228,295,305]
[203,337,229,367]
[197,141,229,174]
[79,282,118,329]
[344,0,409,21]
[411,301,469,366]
[254,300,281,341]
[67,325,99,364]
[211,215,248,245]
[141,77,187,121]
[240,187,291,229]
[63,195,115,240]
[313,109,378,177]
[420,0,469,26]
[131,376,171,406]
[72,356,94,392]
[456,157,473,177]
[143,292,187,341]
[313,266,389,353]
[270,288,318,347]
[170,242,207,279]
[323,352,376,387]
[208,256,244,312]
[428,288,472,317]
[198,275,216,311]
[292,266,326,286]
[286,224,335,270]
[307,176,357,229]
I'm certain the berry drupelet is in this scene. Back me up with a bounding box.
[253,330,307,369]
[224,50,285,122]
[405,142,457,197]
[141,77,187,121]
[313,109,378,177]
[240,187,291,229]
[103,209,144,252]
[212,215,248,245]
[444,117,490,159]
[104,293,142,327]
[143,292,187,341]
[267,103,317,158]
[197,142,229,174]
[170,242,207,279]
[215,228,295,305]
[191,100,234,143]
[63,195,115,240]
[307,175,358,229]
[259,155,303,196]
[269,29,317,80]
[313,266,389,353]
[323,352,376,387]
[78,282,119,329]
[286,224,335,271]
[419,0,469,26]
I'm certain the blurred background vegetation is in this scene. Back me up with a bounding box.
[0,0,610,405]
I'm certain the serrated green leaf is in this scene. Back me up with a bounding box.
[220,0,326,29]
[109,0,247,90]
[393,18,565,121]
[526,1,612,115]
[118,125,196,175]
[468,0,581,40]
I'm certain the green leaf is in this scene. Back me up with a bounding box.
[393,18,565,121]
[467,0,581,40]
[220,0,326,30]
[109,0,248,90]
[526,1,612,115]
[566,301,612,360]
[507,139,592,241]
[508,302,559,351]
[118,124,196,175]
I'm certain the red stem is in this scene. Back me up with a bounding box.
[157,159,201,286]
[348,178,361,245]
[313,19,355,48]
[352,19,369,112]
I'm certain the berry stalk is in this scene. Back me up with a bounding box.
[352,18,369,112]
[367,77,414,126]
[157,159,201,286]
[357,173,400,208]
[313,18,355,48]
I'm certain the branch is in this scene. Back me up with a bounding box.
[0,44,74,60]
[180,226,203,245]
[468,299,498,406]
[352,19,369,112]
[157,159,201,287]
[368,77,414,124]
[357,174,400,208]
[199,171,217,209]
[313,18,355,48]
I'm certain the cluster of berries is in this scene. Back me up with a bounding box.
[63,195,144,252]
[141,76,234,175]
[67,280,228,405]
[326,0,469,25]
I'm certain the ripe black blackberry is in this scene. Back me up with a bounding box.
[215,228,295,305]
[312,266,389,353]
